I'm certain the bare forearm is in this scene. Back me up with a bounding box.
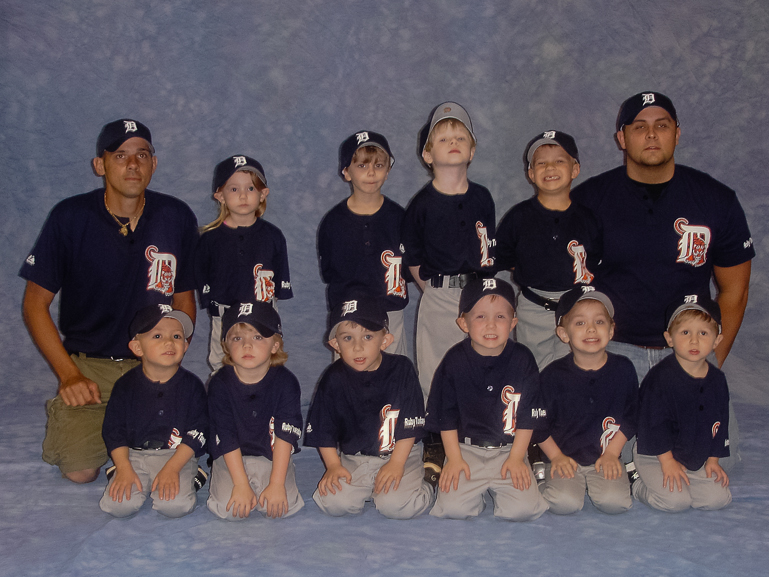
[389,437,415,468]
[223,449,250,486]
[318,446,343,470]
[269,438,292,486]
[713,262,751,367]
[172,290,197,329]
[508,429,533,460]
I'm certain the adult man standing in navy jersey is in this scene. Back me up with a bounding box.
[20,119,198,484]
[572,92,754,468]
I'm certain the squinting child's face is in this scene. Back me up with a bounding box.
[528,145,580,197]
[225,323,279,373]
[457,295,517,357]
[214,171,269,227]
[129,317,188,371]
[343,152,390,196]
[664,315,722,372]
[556,300,614,358]
[422,123,475,168]
[329,322,393,372]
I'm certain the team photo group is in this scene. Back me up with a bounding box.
[20,91,753,522]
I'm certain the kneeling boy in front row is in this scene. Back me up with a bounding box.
[426,278,548,521]
[207,302,305,520]
[537,286,638,515]
[100,305,208,518]
[631,294,732,512]
[305,296,434,519]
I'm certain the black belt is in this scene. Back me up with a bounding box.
[131,440,166,451]
[430,272,481,289]
[463,438,509,449]
[520,287,560,311]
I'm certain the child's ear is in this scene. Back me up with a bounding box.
[328,338,341,354]
[342,167,352,182]
[422,149,433,166]
[571,162,581,179]
[380,333,394,351]
[527,167,535,182]
[260,187,270,202]
[713,333,724,351]
[468,145,476,162]
[456,315,469,334]
[555,326,569,344]
[270,337,280,355]
[128,339,144,358]
[510,317,518,331]
[213,190,224,204]
[663,331,674,348]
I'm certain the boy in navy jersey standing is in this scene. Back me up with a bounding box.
[100,305,207,518]
[426,279,548,521]
[496,131,601,369]
[631,294,731,512]
[318,131,409,355]
[305,296,434,519]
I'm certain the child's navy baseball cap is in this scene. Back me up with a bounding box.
[129,304,194,340]
[616,91,679,132]
[212,155,267,193]
[419,101,477,154]
[555,286,615,326]
[525,130,580,167]
[221,301,282,340]
[97,119,155,157]
[459,278,517,314]
[328,295,388,340]
[338,131,395,179]
[665,293,722,332]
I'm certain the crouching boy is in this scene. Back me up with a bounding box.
[631,294,732,512]
[537,286,638,515]
[305,296,434,519]
[207,302,305,520]
[100,305,207,518]
[426,278,548,521]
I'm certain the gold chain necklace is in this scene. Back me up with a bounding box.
[104,192,145,236]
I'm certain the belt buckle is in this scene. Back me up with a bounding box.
[448,275,461,289]
[543,299,559,312]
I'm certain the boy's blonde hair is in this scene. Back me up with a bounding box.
[201,171,268,234]
[221,324,288,368]
[424,118,476,154]
[667,309,718,333]
[350,145,390,168]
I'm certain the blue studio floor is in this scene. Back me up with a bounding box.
[2,356,768,577]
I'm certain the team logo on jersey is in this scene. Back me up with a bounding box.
[356,131,370,144]
[269,416,275,451]
[379,404,400,453]
[476,222,495,267]
[381,250,406,298]
[567,240,594,284]
[26,254,35,266]
[642,93,656,106]
[145,246,177,296]
[253,264,276,302]
[501,386,521,435]
[674,218,711,267]
[712,421,720,439]
[123,120,138,133]
[168,428,182,449]
[341,300,358,316]
[599,417,620,455]
[233,155,247,168]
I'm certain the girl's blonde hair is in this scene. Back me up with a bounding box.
[221,324,288,368]
[201,171,268,233]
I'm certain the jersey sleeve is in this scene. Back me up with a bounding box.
[194,232,213,309]
[425,355,459,433]
[272,369,303,452]
[271,226,293,300]
[102,375,131,455]
[511,349,545,431]
[710,375,731,459]
[636,369,676,457]
[393,358,426,442]
[317,210,335,285]
[614,357,640,443]
[710,189,755,268]
[207,374,241,459]
[180,376,209,458]
[303,367,340,448]
[400,194,427,269]
[19,201,69,294]
[172,204,200,294]
[494,209,518,271]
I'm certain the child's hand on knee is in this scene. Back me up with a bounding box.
[318,464,352,496]
[227,483,258,518]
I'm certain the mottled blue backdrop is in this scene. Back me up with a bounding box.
[2,2,768,575]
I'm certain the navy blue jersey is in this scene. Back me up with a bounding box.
[425,339,546,443]
[539,353,638,466]
[208,365,303,461]
[19,189,198,359]
[637,355,730,471]
[195,217,292,309]
[304,352,425,456]
[401,181,496,280]
[496,197,602,291]
[102,366,208,458]
[318,196,408,312]
[572,165,754,346]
